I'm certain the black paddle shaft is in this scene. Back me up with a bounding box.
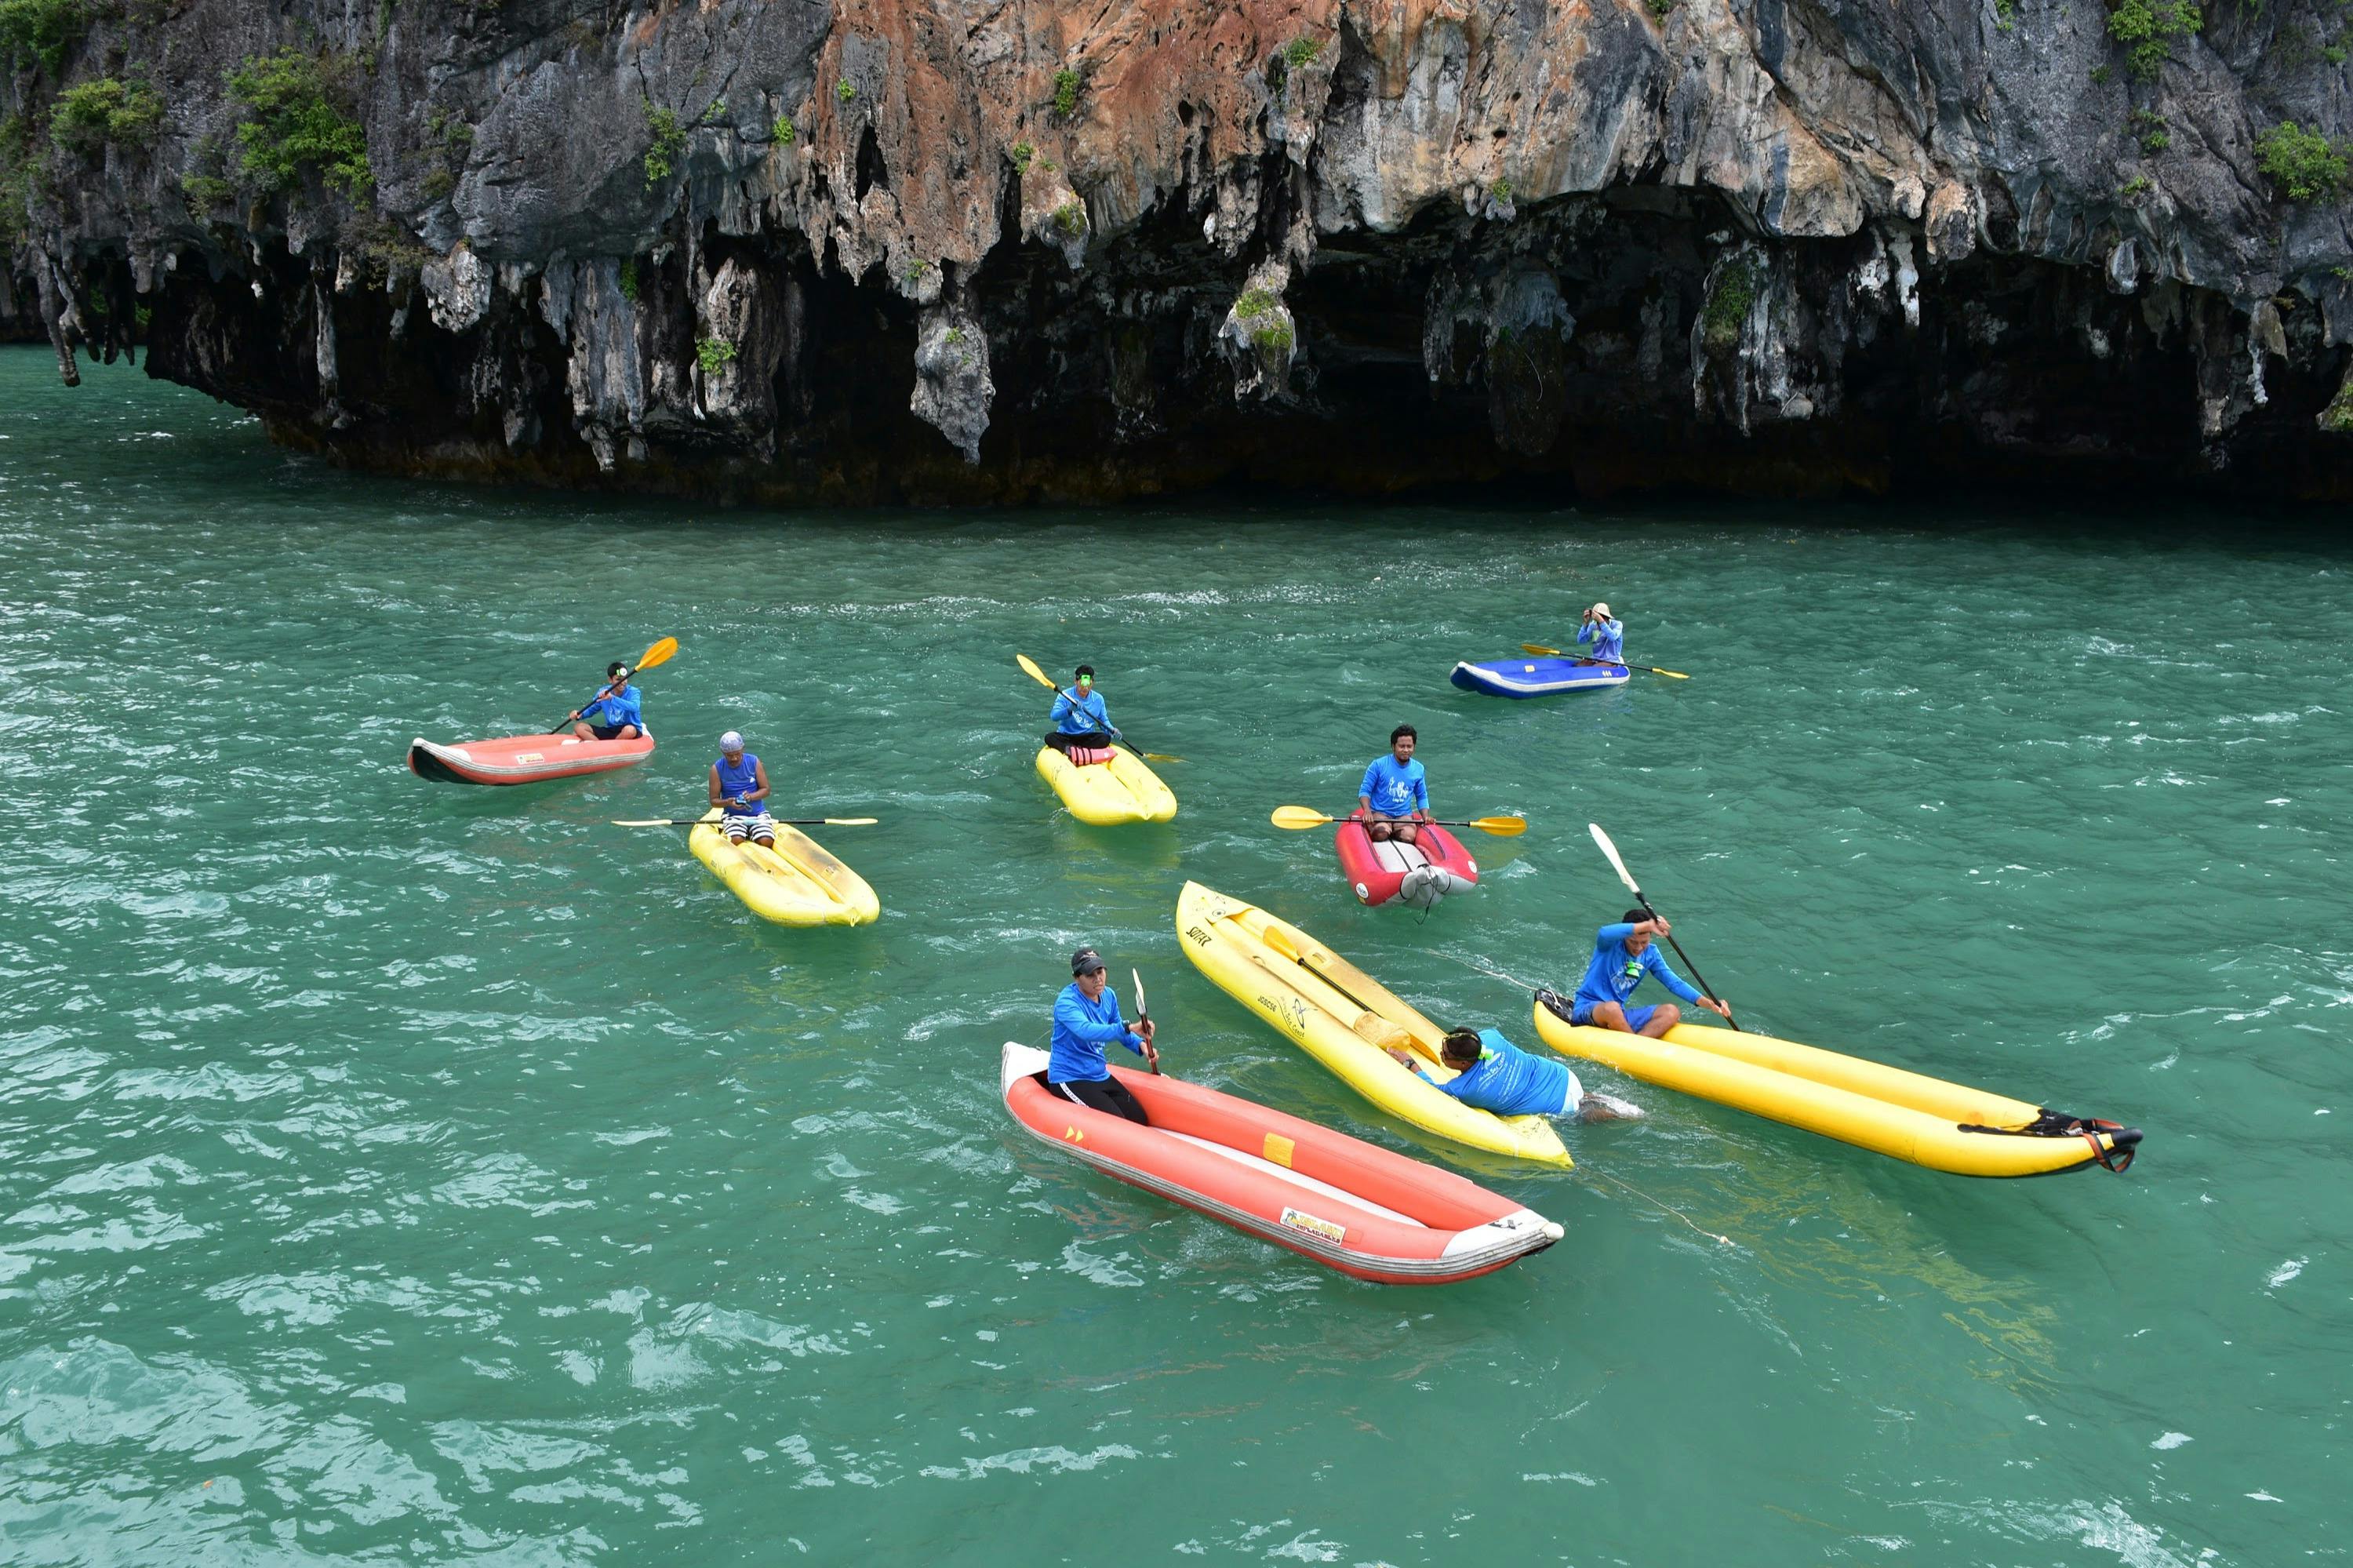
[1631,892,1740,1032]
[552,676,627,736]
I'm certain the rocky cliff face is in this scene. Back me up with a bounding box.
[8,0,2353,501]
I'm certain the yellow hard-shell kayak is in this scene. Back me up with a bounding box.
[1177,882,1570,1168]
[1035,744,1176,825]
[687,813,880,927]
[1529,998,2140,1177]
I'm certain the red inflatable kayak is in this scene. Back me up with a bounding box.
[407,732,656,786]
[1335,811,1479,909]
[1000,1043,1560,1284]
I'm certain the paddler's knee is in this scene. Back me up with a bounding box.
[1648,1003,1682,1035]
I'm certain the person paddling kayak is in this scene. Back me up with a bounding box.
[1383,1028,1641,1122]
[1048,947,1158,1122]
[1046,665,1119,757]
[1358,724,1430,845]
[1577,602,1624,665]
[708,730,776,848]
[1549,911,1732,1038]
[571,661,646,741]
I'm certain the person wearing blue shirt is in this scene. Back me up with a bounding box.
[1046,947,1158,1122]
[1577,602,1624,665]
[570,660,646,741]
[1046,665,1121,756]
[1550,911,1732,1037]
[1358,724,1430,845]
[1381,1028,1641,1122]
[708,730,776,848]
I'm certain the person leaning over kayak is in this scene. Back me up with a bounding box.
[708,730,776,849]
[1046,665,1119,756]
[1551,911,1732,1038]
[570,661,646,741]
[1577,602,1624,665]
[1358,724,1430,845]
[1048,948,1158,1122]
[1382,1028,1641,1123]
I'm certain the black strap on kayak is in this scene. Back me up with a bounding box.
[1955,1108,2141,1173]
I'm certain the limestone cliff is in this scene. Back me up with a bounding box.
[7,0,2353,500]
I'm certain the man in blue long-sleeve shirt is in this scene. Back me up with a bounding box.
[1380,1028,1641,1122]
[570,661,646,740]
[1577,602,1624,665]
[1558,911,1731,1037]
[1046,665,1120,757]
[1047,947,1157,1122]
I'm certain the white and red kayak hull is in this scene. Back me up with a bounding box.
[407,732,656,786]
[1334,810,1479,909]
[1000,1044,1559,1285]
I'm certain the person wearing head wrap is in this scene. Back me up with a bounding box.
[1577,602,1625,665]
[707,731,776,848]
[1045,947,1156,1122]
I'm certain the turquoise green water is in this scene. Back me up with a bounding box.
[2,345,2347,1565]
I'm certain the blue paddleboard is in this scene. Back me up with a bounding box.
[1449,657,1630,698]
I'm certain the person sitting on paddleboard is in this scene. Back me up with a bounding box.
[571,661,646,741]
[1552,911,1731,1038]
[1047,948,1157,1123]
[1045,665,1118,755]
[709,730,777,848]
[1383,1028,1641,1123]
[1577,602,1624,665]
[1358,724,1429,845]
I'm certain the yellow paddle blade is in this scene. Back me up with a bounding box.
[1519,642,1562,657]
[1015,653,1057,690]
[823,817,879,826]
[635,635,679,671]
[1139,751,1186,765]
[1271,806,1335,831]
[1655,667,1691,680]
[1468,814,1529,837]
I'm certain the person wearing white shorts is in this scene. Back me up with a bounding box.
[709,731,777,849]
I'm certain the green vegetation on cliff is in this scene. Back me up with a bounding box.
[52,78,165,155]
[642,102,686,184]
[227,49,373,202]
[0,0,84,75]
[2107,0,2201,82]
[2254,122,2348,202]
[2,113,33,246]
[1703,261,1756,352]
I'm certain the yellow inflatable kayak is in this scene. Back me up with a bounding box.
[687,812,880,927]
[1035,744,1176,824]
[1177,882,1570,1168]
[1529,994,2140,1177]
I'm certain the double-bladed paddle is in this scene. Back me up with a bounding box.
[1518,642,1689,680]
[1271,805,1528,837]
[1587,821,1738,1031]
[554,635,679,733]
[1014,653,1185,764]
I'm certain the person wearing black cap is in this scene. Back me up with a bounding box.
[1044,665,1119,757]
[1046,947,1157,1123]
[569,660,646,741]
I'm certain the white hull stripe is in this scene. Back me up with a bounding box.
[1013,1119,1553,1281]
